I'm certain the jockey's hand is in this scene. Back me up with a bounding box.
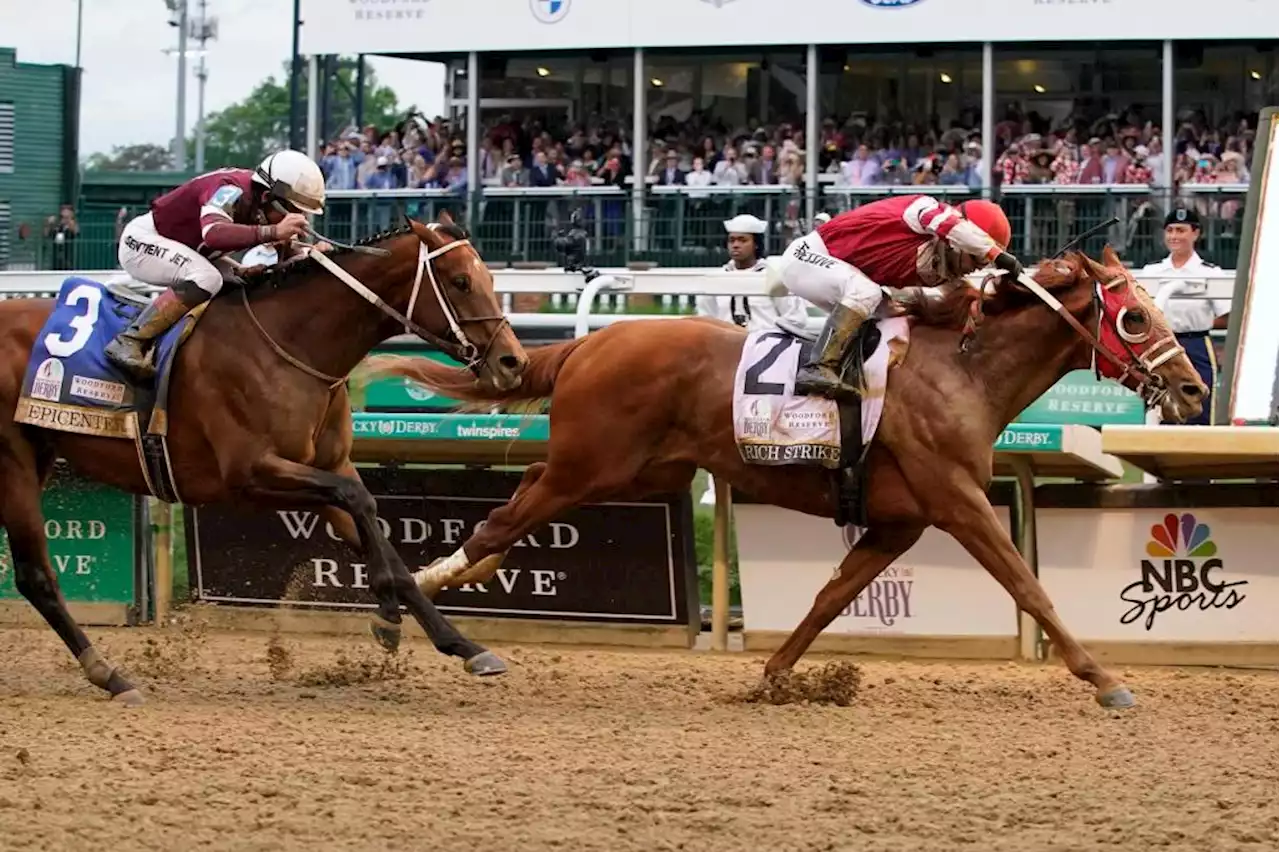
[311,241,334,253]
[993,250,1024,280]
[273,213,310,243]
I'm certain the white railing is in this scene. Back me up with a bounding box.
[0,266,1240,345]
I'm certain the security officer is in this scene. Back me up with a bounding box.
[1138,206,1230,425]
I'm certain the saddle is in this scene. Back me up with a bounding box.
[732,317,901,530]
[14,276,208,503]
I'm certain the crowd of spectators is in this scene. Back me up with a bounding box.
[309,103,1259,259]
[315,104,1260,197]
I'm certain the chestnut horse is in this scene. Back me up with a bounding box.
[369,246,1208,709]
[0,213,527,704]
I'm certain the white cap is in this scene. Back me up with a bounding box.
[723,214,767,235]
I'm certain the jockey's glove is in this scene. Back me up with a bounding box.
[993,250,1024,280]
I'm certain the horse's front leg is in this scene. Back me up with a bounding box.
[246,454,503,674]
[934,484,1133,709]
[764,523,924,675]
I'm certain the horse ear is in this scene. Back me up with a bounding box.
[1100,244,1123,269]
[438,209,455,227]
[407,218,439,247]
[1077,251,1110,285]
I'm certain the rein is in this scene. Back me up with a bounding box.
[240,228,509,386]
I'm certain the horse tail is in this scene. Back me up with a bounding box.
[361,338,587,411]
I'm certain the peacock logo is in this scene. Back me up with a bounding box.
[1121,512,1246,631]
[1145,512,1217,559]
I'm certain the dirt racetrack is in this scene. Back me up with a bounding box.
[0,619,1275,852]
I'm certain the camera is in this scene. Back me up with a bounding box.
[552,209,590,273]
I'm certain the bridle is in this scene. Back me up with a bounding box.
[976,215,1183,411]
[1012,267,1183,411]
[241,224,509,386]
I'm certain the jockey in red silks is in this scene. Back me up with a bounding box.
[104,149,327,379]
[774,195,1018,402]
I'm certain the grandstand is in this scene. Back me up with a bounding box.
[3,0,1278,275]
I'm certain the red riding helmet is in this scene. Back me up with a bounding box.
[958,199,1012,251]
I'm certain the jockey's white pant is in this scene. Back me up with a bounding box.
[778,231,883,317]
[118,213,224,297]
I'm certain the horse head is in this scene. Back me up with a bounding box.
[402,211,528,392]
[1034,246,1207,423]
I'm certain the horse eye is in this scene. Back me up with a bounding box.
[1122,309,1149,334]
[1118,308,1151,343]
[452,275,471,292]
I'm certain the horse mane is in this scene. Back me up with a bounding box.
[242,220,471,294]
[912,253,1091,330]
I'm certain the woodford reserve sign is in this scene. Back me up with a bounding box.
[185,467,700,629]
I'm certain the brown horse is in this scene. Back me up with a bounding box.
[0,212,527,704]
[368,246,1208,709]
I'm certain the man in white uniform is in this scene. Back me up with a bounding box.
[1139,207,1229,425]
[697,214,810,505]
[696,214,810,333]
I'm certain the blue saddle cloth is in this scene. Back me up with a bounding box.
[19,276,189,422]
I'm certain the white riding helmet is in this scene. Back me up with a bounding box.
[252,149,326,216]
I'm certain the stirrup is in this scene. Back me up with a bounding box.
[795,367,858,402]
[106,340,157,379]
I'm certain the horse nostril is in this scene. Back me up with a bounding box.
[1180,382,1204,399]
[499,354,523,372]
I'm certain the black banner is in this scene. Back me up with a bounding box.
[185,467,699,628]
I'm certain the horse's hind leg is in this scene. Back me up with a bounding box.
[416,463,549,594]
[764,522,924,675]
[0,436,142,704]
[417,459,695,596]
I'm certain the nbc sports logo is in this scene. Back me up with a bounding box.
[1119,512,1247,631]
[1145,512,1216,558]
[530,0,571,23]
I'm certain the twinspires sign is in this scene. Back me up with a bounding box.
[186,467,700,628]
[0,464,141,607]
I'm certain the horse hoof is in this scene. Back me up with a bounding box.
[1097,685,1135,709]
[113,689,146,708]
[369,619,402,652]
[464,651,507,677]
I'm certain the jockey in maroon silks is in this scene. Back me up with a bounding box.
[773,195,1019,402]
[105,149,327,379]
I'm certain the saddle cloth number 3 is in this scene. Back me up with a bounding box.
[44,283,102,358]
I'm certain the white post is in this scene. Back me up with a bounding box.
[1161,39,1175,198]
[805,44,819,223]
[981,42,994,198]
[466,50,480,224]
[195,56,207,172]
[305,54,319,158]
[632,48,647,253]
[173,0,188,171]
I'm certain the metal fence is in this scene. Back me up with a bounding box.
[1,183,1249,273]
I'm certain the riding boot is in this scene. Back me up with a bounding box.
[793,302,869,403]
[105,282,210,381]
